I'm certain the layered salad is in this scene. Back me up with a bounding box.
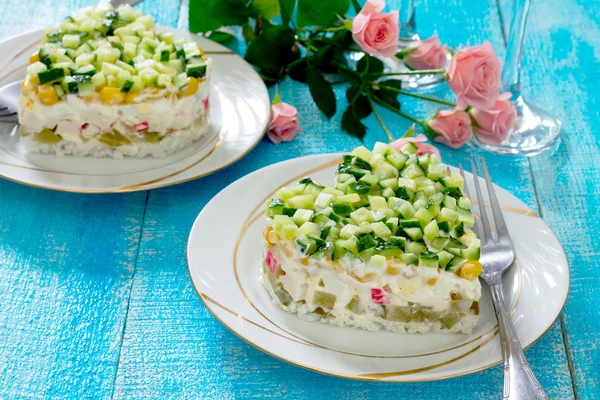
[18,5,211,158]
[263,143,482,334]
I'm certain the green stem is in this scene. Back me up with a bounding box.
[331,79,347,85]
[376,84,456,107]
[371,94,425,126]
[367,69,446,77]
[367,96,394,142]
[334,62,359,77]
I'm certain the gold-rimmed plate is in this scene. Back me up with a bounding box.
[0,27,269,193]
[187,153,569,381]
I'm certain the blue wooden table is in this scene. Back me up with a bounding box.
[0,0,597,398]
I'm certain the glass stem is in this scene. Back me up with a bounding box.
[399,0,417,40]
[502,0,530,100]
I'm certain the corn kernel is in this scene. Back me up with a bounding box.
[37,84,58,106]
[99,87,125,105]
[29,52,39,64]
[427,278,437,286]
[183,76,199,97]
[268,231,279,245]
[351,272,375,283]
[21,77,38,94]
[386,266,400,275]
[459,261,483,281]
[300,258,309,266]
[262,227,271,241]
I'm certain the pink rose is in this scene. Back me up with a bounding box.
[470,93,516,145]
[267,102,300,144]
[428,109,472,149]
[403,34,448,70]
[352,0,399,57]
[390,134,441,161]
[446,42,502,110]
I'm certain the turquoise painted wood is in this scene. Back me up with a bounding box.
[0,0,593,397]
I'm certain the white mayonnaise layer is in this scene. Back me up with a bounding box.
[272,240,481,312]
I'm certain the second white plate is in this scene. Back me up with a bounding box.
[0,26,270,193]
[187,153,569,382]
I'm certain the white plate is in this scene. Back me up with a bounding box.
[0,27,270,193]
[187,153,570,382]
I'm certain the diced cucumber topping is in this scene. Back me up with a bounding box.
[27,5,209,96]
[265,143,480,277]
[38,68,65,84]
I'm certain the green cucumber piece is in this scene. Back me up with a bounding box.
[120,79,134,93]
[403,227,423,241]
[186,62,207,79]
[419,252,439,268]
[77,81,95,96]
[461,247,480,261]
[438,251,454,269]
[38,68,65,84]
[53,84,65,98]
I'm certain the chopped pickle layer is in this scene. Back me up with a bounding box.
[35,128,62,144]
[98,130,131,147]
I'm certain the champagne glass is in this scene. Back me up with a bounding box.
[473,0,562,155]
[380,0,447,88]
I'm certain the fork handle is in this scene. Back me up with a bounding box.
[489,281,549,400]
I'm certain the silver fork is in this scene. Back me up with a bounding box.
[458,160,549,400]
[0,106,17,123]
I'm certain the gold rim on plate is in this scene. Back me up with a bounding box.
[0,36,269,193]
[185,156,566,381]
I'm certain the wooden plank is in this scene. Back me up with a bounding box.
[497,0,600,397]
[0,0,179,397]
[114,0,573,398]
[0,181,147,398]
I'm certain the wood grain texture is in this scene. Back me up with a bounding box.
[112,0,574,399]
[497,0,600,397]
[0,181,146,399]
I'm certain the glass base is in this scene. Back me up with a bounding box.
[472,96,562,156]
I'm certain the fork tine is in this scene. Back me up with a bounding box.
[0,111,16,117]
[471,160,493,245]
[459,163,484,239]
[482,159,511,243]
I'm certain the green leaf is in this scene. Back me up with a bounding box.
[242,23,256,42]
[207,31,236,44]
[288,59,308,82]
[357,54,384,75]
[345,86,372,119]
[252,0,280,20]
[313,45,334,67]
[342,106,367,139]
[297,0,350,27]
[279,0,296,26]
[307,66,337,118]
[329,30,353,50]
[189,0,251,33]
[376,79,402,109]
[245,25,296,76]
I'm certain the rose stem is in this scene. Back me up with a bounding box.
[376,83,456,107]
[368,69,446,77]
[370,94,425,126]
[367,96,394,142]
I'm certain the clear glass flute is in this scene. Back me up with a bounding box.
[473,0,562,155]
[381,0,447,88]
